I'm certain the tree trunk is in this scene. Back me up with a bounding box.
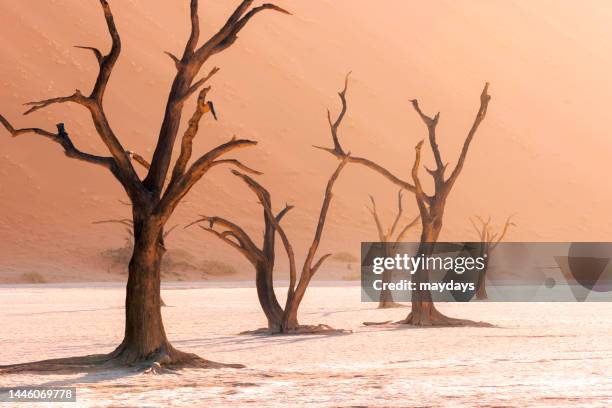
[110,218,173,363]
[282,275,313,332]
[402,220,449,325]
[475,245,489,300]
[401,216,487,326]
[282,305,300,332]
[255,261,284,331]
[475,269,488,300]
[105,215,206,368]
[378,246,403,308]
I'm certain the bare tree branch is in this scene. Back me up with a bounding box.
[0,117,114,170]
[23,90,90,116]
[394,215,420,245]
[490,215,516,251]
[13,1,141,199]
[411,140,430,221]
[207,3,291,55]
[237,171,299,303]
[311,253,332,276]
[446,83,491,187]
[275,204,294,223]
[388,189,404,238]
[367,195,386,241]
[126,151,151,170]
[410,99,445,179]
[163,224,179,239]
[187,215,262,264]
[327,72,351,155]
[210,159,262,175]
[168,77,217,188]
[144,0,289,194]
[303,156,349,274]
[314,73,421,198]
[183,0,200,57]
[164,51,181,69]
[74,46,103,64]
[92,0,122,102]
[92,218,134,228]
[178,67,220,105]
[157,138,258,219]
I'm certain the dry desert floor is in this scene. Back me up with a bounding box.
[1,282,611,407]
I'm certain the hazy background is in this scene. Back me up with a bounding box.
[1,0,611,280]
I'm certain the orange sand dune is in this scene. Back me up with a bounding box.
[1,1,612,280]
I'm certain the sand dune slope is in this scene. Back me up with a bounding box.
[2,1,612,280]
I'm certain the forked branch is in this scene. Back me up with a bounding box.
[187,215,263,264]
[410,99,445,180]
[314,73,420,196]
[446,83,491,187]
[411,140,429,221]
[157,138,259,220]
[144,0,290,194]
[367,196,385,241]
[8,0,140,199]
[367,189,420,244]
[302,156,349,278]
[0,117,113,170]
[169,75,218,188]
[471,214,516,252]
[231,170,298,298]
[206,3,291,55]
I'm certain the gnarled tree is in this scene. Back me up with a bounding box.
[317,74,492,326]
[0,0,288,373]
[470,215,515,300]
[190,158,349,334]
[367,191,419,308]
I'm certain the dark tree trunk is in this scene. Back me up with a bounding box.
[403,220,448,324]
[255,261,284,331]
[475,264,489,300]
[475,272,488,300]
[109,217,230,369]
[283,303,300,332]
[378,276,397,308]
[378,246,404,308]
[113,218,170,363]
[401,211,490,326]
[282,274,312,332]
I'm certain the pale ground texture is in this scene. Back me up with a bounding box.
[1,283,611,407]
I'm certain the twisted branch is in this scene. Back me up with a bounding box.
[314,73,420,197]
[144,0,289,193]
[446,83,491,187]
[0,117,113,170]
[187,215,263,264]
[157,138,258,220]
[367,195,385,241]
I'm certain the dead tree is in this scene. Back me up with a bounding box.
[317,74,492,326]
[0,0,288,374]
[367,191,419,308]
[190,158,349,334]
[470,215,515,300]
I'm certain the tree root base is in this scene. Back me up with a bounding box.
[363,310,494,328]
[377,301,408,309]
[397,312,493,327]
[0,344,244,376]
[240,324,351,335]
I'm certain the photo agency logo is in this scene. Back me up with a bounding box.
[360,242,612,302]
